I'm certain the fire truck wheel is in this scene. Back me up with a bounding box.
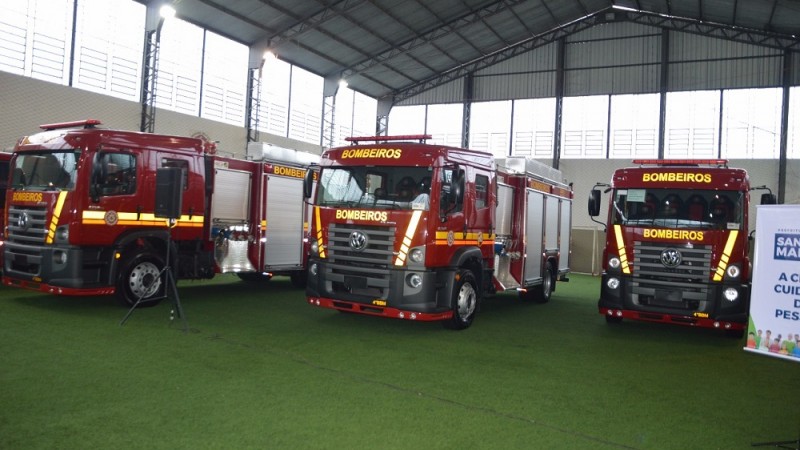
[520,263,554,303]
[443,269,478,330]
[116,252,165,308]
[236,272,273,283]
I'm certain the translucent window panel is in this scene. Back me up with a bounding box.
[332,85,354,147]
[664,90,720,158]
[388,105,426,136]
[201,31,247,126]
[352,91,378,138]
[156,18,203,115]
[470,100,512,158]
[427,104,463,147]
[512,98,556,158]
[289,65,323,144]
[0,0,74,84]
[259,54,290,137]
[561,95,609,159]
[721,88,781,159]
[73,0,144,101]
[789,87,800,159]
[609,94,659,159]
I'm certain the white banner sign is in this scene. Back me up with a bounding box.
[745,205,800,362]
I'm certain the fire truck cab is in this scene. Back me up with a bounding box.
[588,159,776,335]
[304,135,572,329]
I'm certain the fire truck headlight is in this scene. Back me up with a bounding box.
[406,273,422,288]
[55,225,69,243]
[409,248,424,264]
[723,287,738,302]
[608,257,621,269]
[726,264,740,279]
[606,277,620,290]
[311,241,319,254]
[309,263,318,276]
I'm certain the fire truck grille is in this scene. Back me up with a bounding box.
[326,223,395,295]
[631,242,712,309]
[7,206,49,245]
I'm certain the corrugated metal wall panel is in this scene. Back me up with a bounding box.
[668,57,783,91]
[566,65,661,96]
[670,31,783,61]
[473,72,556,101]
[476,42,558,76]
[792,52,800,85]
[566,36,661,68]
[396,78,464,106]
[566,21,660,42]
[398,22,795,105]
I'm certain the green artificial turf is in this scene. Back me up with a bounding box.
[0,273,797,449]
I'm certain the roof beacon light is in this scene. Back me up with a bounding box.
[345,134,432,144]
[633,159,728,168]
[39,119,102,130]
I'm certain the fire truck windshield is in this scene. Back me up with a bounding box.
[11,150,79,191]
[611,188,743,230]
[316,166,433,211]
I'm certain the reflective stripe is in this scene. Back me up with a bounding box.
[613,225,630,274]
[46,191,68,244]
[314,206,326,258]
[713,230,738,281]
[394,210,422,266]
[81,210,204,227]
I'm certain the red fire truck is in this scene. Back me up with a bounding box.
[3,119,316,306]
[303,135,572,329]
[588,159,776,335]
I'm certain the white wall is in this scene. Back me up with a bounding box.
[0,71,322,157]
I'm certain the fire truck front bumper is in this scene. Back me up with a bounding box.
[598,272,749,330]
[3,243,114,296]
[305,261,454,321]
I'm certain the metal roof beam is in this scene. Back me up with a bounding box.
[264,0,365,47]
[622,8,800,49]
[392,6,800,103]
[394,9,607,103]
[341,0,524,79]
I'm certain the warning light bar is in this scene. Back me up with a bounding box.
[345,134,432,144]
[39,119,102,130]
[633,159,728,167]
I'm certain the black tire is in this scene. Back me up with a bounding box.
[115,251,165,308]
[443,270,478,330]
[519,262,554,303]
[290,270,307,288]
[236,272,273,283]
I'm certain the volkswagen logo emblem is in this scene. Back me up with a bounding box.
[660,248,682,268]
[349,231,368,252]
[16,212,30,232]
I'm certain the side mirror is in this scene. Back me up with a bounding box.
[588,189,601,216]
[760,193,777,205]
[303,169,314,199]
